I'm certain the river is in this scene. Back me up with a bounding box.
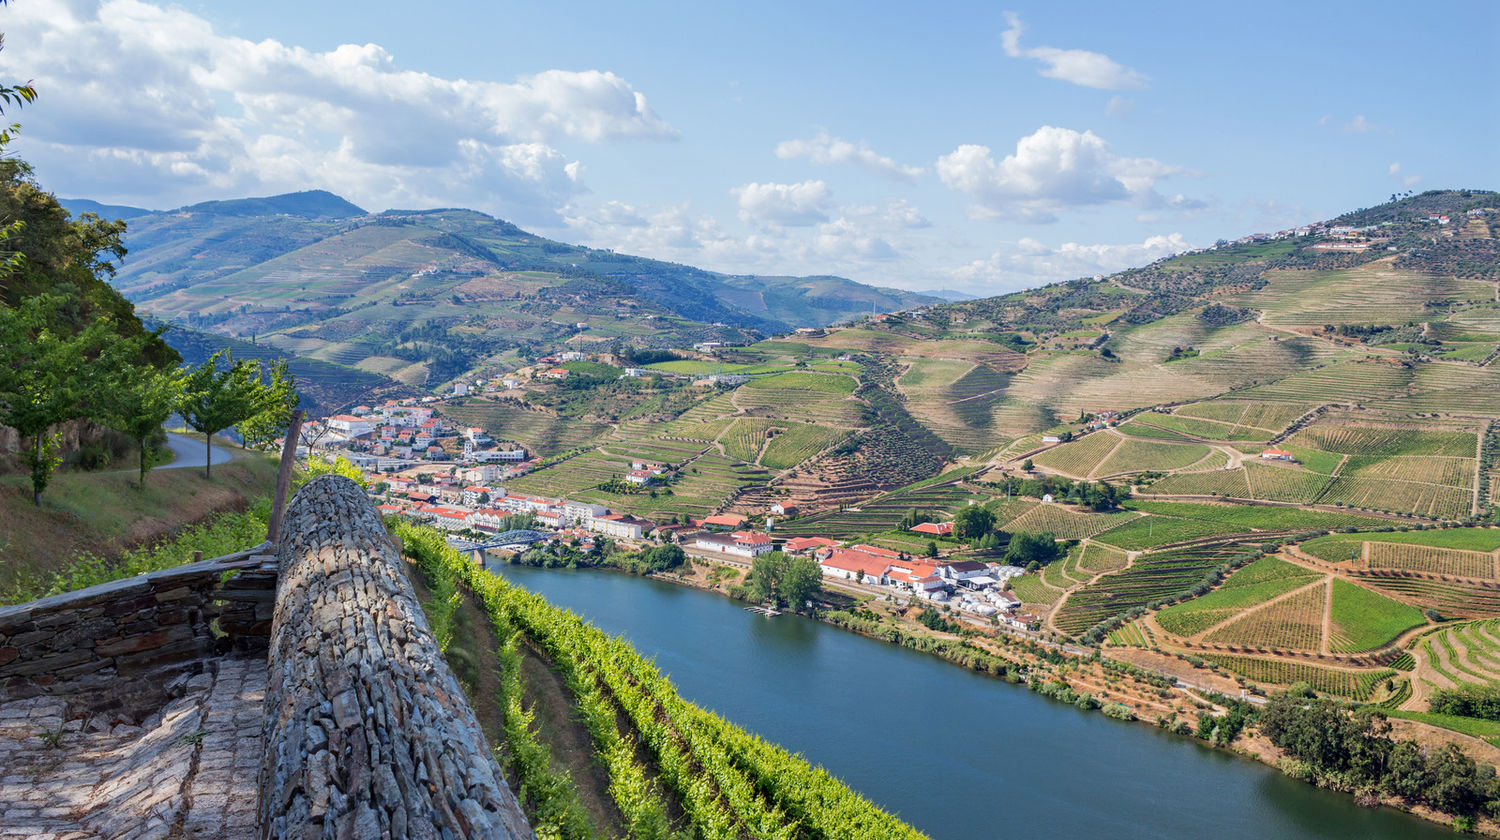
[497,564,1451,840]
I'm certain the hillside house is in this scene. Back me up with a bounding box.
[328,415,376,437]
[783,536,836,555]
[911,521,953,537]
[590,513,654,540]
[1259,448,1295,461]
[625,469,657,486]
[462,485,490,506]
[770,502,799,516]
[539,368,569,380]
[701,513,748,530]
[818,548,891,583]
[693,530,774,558]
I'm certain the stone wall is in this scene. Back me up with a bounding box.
[260,474,534,840]
[0,545,278,721]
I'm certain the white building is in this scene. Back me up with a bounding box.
[590,513,653,540]
[562,500,609,526]
[327,415,376,436]
[693,531,774,558]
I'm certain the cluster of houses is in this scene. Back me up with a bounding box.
[312,401,534,477]
[382,486,657,542]
[802,540,1036,626]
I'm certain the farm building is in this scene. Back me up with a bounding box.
[911,521,954,536]
[784,536,836,555]
[1259,448,1295,461]
[693,530,774,558]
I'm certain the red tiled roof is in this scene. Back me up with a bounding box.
[703,513,747,527]
[784,536,837,551]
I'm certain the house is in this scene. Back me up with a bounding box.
[911,521,953,537]
[1260,448,1295,461]
[693,530,774,558]
[701,513,747,530]
[452,383,469,396]
[539,367,570,380]
[430,507,475,532]
[468,509,513,533]
[770,502,799,517]
[630,460,668,474]
[327,415,376,436]
[783,536,836,555]
[625,469,656,486]
[462,485,491,506]
[502,377,522,389]
[1042,435,1061,444]
[818,548,891,583]
[884,559,940,591]
[562,500,609,526]
[623,368,648,378]
[559,351,585,361]
[590,513,654,540]
[464,427,492,444]
[474,445,528,462]
[939,560,998,589]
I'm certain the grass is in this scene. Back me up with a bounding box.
[1383,709,1500,741]
[1328,578,1427,652]
[0,449,279,594]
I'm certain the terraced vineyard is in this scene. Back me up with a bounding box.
[1053,544,1252,634]
[1414,620,1500,699]
[1175,400,1312,436]
[776,482,984,539]
[1092,515,1244,551]
[441,401,611,456]
[1203,581,1327,652]
[1030,432,1120,477]
[1301,529,1500,578]
[1076,542,1130,574]
[1093,438,1214,476]
[1155,558,1322,638]
[1000,504,1139,540]
[1201,654,1396,700]
[760,423,849,470]
[1328,578,1426,653]
[1357,576,1500,619]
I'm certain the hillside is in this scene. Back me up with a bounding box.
[91,192,939,389]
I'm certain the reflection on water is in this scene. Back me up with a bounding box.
[499,565,1450,840]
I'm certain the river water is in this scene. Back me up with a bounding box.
[499,564,1451,839]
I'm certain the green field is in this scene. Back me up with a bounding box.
[1327,578,1427,652]
[1155,557,1321,637]
[1201,654,1394,700]
[743,371,857,394]
[1093,515,1243,551]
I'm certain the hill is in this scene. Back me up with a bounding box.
[91,192,940,389]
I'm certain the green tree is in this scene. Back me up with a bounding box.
[1003,531,1061,567]
[953,504,996,539]
[925,541,939,558]
[234,358,298,450]
[781,553,822,609]
[0,296,113,504]
[177,350,266,478]
[101,354,183,488]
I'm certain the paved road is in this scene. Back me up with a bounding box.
[161,431,237,470]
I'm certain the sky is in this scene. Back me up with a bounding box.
[4,0,1497,296]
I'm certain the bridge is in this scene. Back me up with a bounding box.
[447,529,553,552]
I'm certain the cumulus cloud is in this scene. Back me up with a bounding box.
[1343,115,1379,133]
[774,131,924,180]
[944,232,1191,293]
[1388,162,1421,187]
[935,125,1190,222]
[5,0,676,224]
[732,180,834,227]
[1001,13,1147,90]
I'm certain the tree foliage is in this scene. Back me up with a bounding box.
[177,350,276,478]
[749,551,822,610]
[953,504,996,539]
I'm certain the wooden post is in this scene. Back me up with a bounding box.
[266,409,305,545]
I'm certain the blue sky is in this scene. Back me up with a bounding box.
[6,0,1496,295]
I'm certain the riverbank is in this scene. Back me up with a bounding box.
[528,552,1495,836]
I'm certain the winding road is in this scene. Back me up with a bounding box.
[159,431,237,471]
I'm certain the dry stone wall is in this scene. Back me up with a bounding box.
[260,474,534,840]
[0,545,277,720]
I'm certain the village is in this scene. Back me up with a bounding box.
[298,396,1047,632]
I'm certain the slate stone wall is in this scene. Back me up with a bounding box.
[259,474,533,840]
[0,545,277,720]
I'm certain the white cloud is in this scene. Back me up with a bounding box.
[1001,13,1147,90]
[944,232,1190,293]
[5,0,675,224]
[732,180,834,227]
[1343,115,1379,133]
[774,131,924,180]
[935,126,1190,222]
[1388,162,1421,187]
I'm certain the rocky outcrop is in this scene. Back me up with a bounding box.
[260,474,533,840]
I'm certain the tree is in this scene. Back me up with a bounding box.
[925,541,939,558]
[234,358,298,449]
[781,553,822,609]
[102,355,183,488]
[0,296,113,504]
[1004,531,1061,567]
[177,350,267,478]
[953,505,996,540]
[748,551,822,610]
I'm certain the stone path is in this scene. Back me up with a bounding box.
[0,655,264,840]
